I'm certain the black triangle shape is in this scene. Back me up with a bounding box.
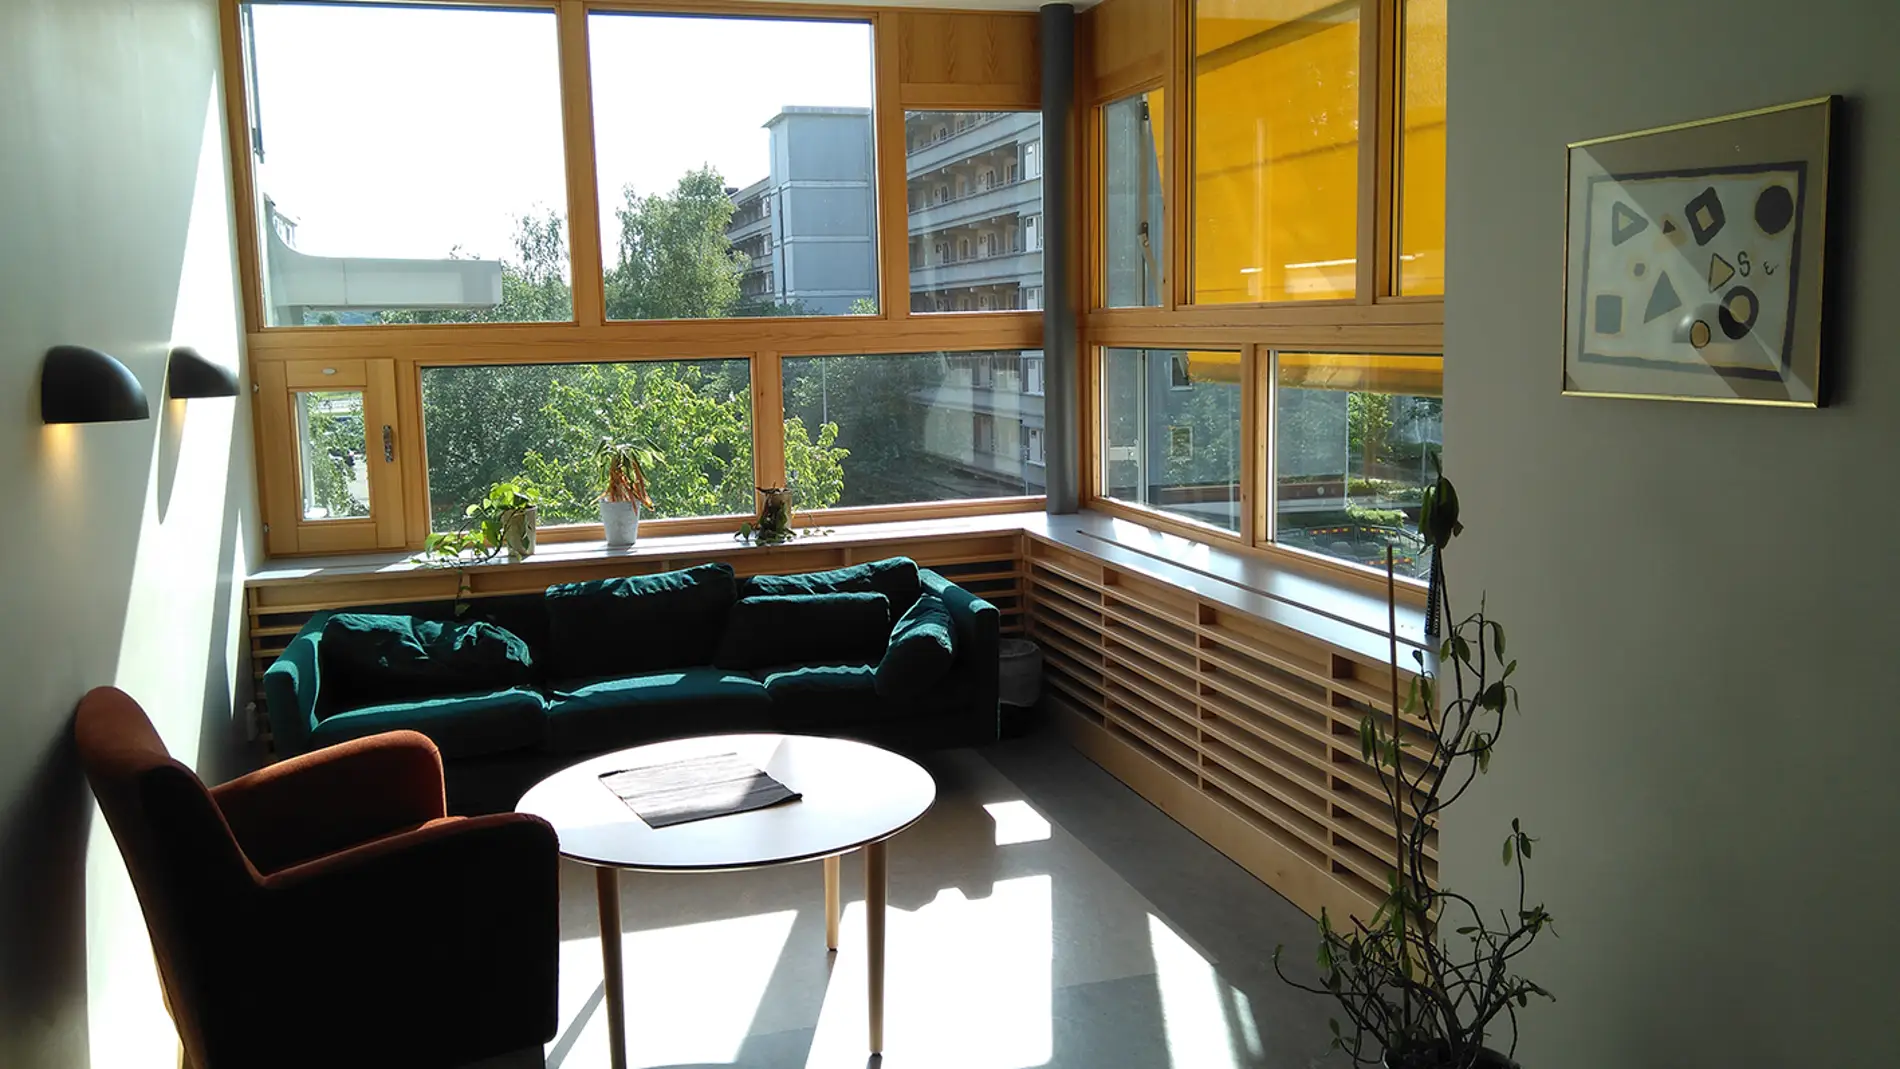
[1661,218,1679,233]
[1643,271,1682,323]
[1610,202,1649,246]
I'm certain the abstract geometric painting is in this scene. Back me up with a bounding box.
[1564,98,1834,406]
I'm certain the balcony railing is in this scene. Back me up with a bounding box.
[909,177,1041,236]
[910,248,1043,290]
[905,112,1040,176]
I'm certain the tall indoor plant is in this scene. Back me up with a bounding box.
[595,437,659,547]
[1276,464,1554,1068]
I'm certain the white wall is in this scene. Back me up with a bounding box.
[0,0,257,1065]
[1444,2,1900,1065]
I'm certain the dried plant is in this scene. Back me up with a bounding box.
[1275,461,1554,1069]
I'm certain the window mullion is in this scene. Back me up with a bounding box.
[556,0,606,327]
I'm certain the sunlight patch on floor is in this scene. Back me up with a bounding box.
[1149,913,1249,1069]
[805,874,1053,1068]
[554,908,799,1068]
[982,800,1053,845]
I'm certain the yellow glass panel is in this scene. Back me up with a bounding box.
[1277,352,1442,395]
[1398,0,1447,295]
[1192,0,1360,305]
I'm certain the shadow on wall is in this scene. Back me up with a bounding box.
[0,4,257,1061]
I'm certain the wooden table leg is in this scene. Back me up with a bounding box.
[864,840,888,1054]
[596,867,628,1069]
[823,854,841,952]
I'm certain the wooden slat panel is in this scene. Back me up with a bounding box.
[1024,527,1424,929]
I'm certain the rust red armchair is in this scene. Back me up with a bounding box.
[75,686,559,1069]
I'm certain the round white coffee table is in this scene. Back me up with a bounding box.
[516,733,936,1068]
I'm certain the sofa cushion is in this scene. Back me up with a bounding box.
[759,664,886,726]
[713,593,891,670]
[874,593,957,699]
[545,563,737,678]
[739,557,921,618]
[308,687,547,760]
[318,613,534,708]
[544,668,771,754]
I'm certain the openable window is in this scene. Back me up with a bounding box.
[1102,90,1165,308]
[781,351,1046,508]
[1273,353,1443,578]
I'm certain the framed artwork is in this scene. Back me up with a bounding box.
[1563,97,1835,406]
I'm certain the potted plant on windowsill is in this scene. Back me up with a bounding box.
[1275,461,1554,1068]
[595,437,659,547]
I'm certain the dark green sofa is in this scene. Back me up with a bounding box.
[262,558,999,812]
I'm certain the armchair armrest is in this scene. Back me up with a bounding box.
[213,730,446,874]
[261,813,561,1058]
[919,568,1001,742]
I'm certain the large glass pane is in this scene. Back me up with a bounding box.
[295,391,370,521]
[1100,348,1242,533]
[1192,0,1360,304]
[782,351,1045,508]
[1103,91,1166,308]
[1398,0,1447,295]
[244,3,569,326]
[907,111,1046,313]
[1273,353,1443,578]
[591,15,877,319]
[421,361,753,530]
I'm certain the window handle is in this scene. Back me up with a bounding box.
[382,424,394,463]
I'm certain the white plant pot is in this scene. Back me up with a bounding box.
[600,499,641,546]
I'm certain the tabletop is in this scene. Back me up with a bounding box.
[515,733,937,871]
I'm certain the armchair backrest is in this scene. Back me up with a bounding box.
[73,686,260,1058]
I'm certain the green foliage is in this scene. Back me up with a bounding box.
[416,480,542,565]
[302,396,368,519]
[783,353,946,505]
[1347,391,1394,473]
[847,297,880,316]
[604,167,746,322]
[1275,463,1552,1067]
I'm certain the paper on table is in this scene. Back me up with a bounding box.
[598,752,801,828]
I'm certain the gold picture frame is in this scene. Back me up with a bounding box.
[1562,96,1835,407]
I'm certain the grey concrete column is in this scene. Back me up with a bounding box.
[1040,2,1079,514]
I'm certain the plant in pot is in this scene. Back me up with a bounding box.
[1275,463,1554,1068]
[595,437,659,547]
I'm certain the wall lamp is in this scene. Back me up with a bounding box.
[166,346,240,399]
[40,345,150,424]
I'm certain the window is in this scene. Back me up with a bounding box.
[590,14,876,319]
[907,111,1045,314]
[243,3,568,327]
[1273,354,1443,577]
[1398,0,1447,295]
[1024,141,1041,179]
[782,351,1044,507]
[1025,352,1045,394]
[1100,348,1242,533]
[1193,0,1360,304]
[295,391,370,520]
[1026,215,1041,251]
[1026,426,1045,465]
[1102,90,1165,308]
[421,360,753,531]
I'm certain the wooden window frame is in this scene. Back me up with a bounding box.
[1078,0,1442,601]
[223,0,1050,556]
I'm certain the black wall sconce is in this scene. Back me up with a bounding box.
[166,346,240,399]
[41,345,150,424]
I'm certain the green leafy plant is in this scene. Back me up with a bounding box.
[1275,458,1554,1068]
[416,480,544,566]
[595,437,660,507]
[735,485,796,546]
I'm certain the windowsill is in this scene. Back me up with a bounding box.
[247,508,1427,668]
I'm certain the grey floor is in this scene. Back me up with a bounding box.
[540,728,1344,1069]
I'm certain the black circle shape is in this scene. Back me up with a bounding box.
[1718,286,1760,340]
[1755,184,1794,235]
